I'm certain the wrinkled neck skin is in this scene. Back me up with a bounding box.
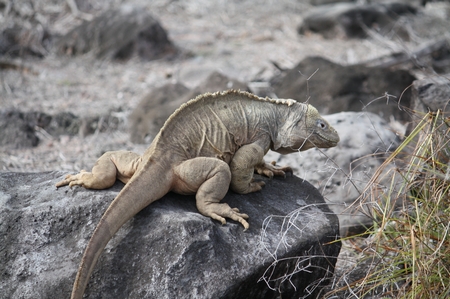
[270,103,314,154]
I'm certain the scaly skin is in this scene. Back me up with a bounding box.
[55,90,340,299]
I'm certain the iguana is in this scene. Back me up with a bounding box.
[56,90,340,299]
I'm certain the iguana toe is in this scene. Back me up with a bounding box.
[55,175,75,188]
[255,161,292,178]
[250,180,265,190]
[199,203,250,230]
[56,170,90,188]
[69,180,82,188]
[229,208,250,230]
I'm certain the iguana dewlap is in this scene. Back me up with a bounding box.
[56,90,339,299]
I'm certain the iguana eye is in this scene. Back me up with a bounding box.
[316,119,327,130]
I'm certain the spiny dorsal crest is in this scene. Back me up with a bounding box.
[199,90,297,107]
[266,97,297,106]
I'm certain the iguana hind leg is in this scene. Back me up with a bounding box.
[173,157,250,230]
[55,151,141,189]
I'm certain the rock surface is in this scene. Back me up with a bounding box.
[411,75,450,115]
[0,109,124,149]
[0,171,340,299]
[56,4,177,60]
[265,111,402,236]
[0,110,40,148]
[128,82,190,143]
[298,2,417,39]
[407,74,450,163]
[272,56,416,122]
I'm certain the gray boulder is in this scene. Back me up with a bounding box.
[56,5,177,60]
[265,111,402,236]
[0,110,41,148]
[0,171,340,299]
[272,56,415,122]
[0,109,124,149]
[128,82,191,144]
[411,75,450,115]
[298,2,417,39]
[407,75,450,166]
[309,0,355,6]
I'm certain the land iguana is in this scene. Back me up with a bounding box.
[55,90,340,299]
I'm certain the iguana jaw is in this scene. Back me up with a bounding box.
[314,130,340,147]
[271,137,315,153]
[275,133,338,154]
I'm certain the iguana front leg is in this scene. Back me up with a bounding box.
[173,157,250,229]
[55,151,141,189]
[230,143,275,194]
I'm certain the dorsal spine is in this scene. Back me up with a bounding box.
[198,90,297,107]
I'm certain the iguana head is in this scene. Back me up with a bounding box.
[272,103,340,154]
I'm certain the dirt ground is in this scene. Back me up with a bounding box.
[3,0,435,172]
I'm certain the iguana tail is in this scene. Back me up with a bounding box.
[70,165,172,299]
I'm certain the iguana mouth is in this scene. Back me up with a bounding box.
[316,131,339,145]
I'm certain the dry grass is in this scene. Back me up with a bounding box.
[326,109,450,298]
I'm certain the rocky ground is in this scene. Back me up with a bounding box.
[2,0,448,173]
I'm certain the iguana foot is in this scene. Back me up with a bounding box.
[255,161,292,178]
[55,169,116,189]
[55,170,89,188]
[198,202,250,230]
[249,180,266,191]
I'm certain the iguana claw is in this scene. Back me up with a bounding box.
[254,161,293,178]
[55,170,88,188]
[199,203,250,230]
